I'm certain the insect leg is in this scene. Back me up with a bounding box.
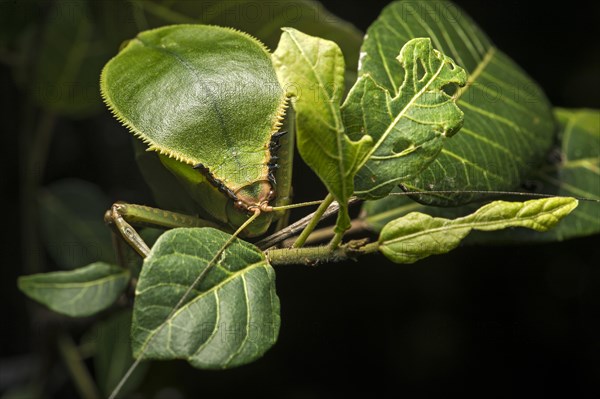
[104,202,221,258]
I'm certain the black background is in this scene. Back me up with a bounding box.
[2,0,600,398]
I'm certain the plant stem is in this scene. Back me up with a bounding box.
[266,239,379,266]
[257,198,342,250]
[292,194,334,248]
[256,197,361,250]
[328,231,344,249]
[283,219,368,247]
[57,333,101,399]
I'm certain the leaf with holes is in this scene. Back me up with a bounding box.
[131,228,280,369]
[356,0,555,204]
[272,28,373,232]
[379,197,578,263]
[18,262,129,317]
[342,37,467,199]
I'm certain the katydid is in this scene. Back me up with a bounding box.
[101,25,298,255]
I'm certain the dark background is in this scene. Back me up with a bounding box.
[2,0,600,398]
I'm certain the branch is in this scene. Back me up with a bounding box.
[266,239,378,266]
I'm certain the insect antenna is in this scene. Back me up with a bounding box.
[390,188,600,203]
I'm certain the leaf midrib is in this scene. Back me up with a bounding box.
[455,46,496,101]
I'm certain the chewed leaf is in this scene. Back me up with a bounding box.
[342,37,467,199]
[362,1,555,205]
[272,28,372,232]
[131,228,280,369]
[379,197,578,264]
[101,25,287,193]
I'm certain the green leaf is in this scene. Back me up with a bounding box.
[131,228,280,369]
[357,0,555,204]
[272,27,372,231]
[342,37,467,199]
[27,0,114,116]
[18,262,129,317]
[131,0,363,91]
[101,24,287,195]
[362,108,600,242]
[87,311,149,398]
[527,108,600,240]
[379,197,578,263]
[39,179,114,269]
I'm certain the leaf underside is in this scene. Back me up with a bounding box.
[358,0,555,205]
[272,28,372,231]
[101,24,287,192]
[131,228,280,369]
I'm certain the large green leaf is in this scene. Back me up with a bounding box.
[130,0,363,90]
[362,108,600,242]
[272,28,372,231]
[358,0,555,205]
[342,37,467,199]
[101,25,286,194]
[18,262,129,317]
[379,197,578,264]
[39,179,114,269]
[132,228,280,369]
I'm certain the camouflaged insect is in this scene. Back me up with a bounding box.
[101,25,292,236]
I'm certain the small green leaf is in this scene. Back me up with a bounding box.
[342,37,467,199]
[132,228,280,369]
[379,197,578,263]
[358,0,555,205]
[88,311,149,398]
[39,179,114,269]
[272,28,373,231]
[18,262,129,317]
